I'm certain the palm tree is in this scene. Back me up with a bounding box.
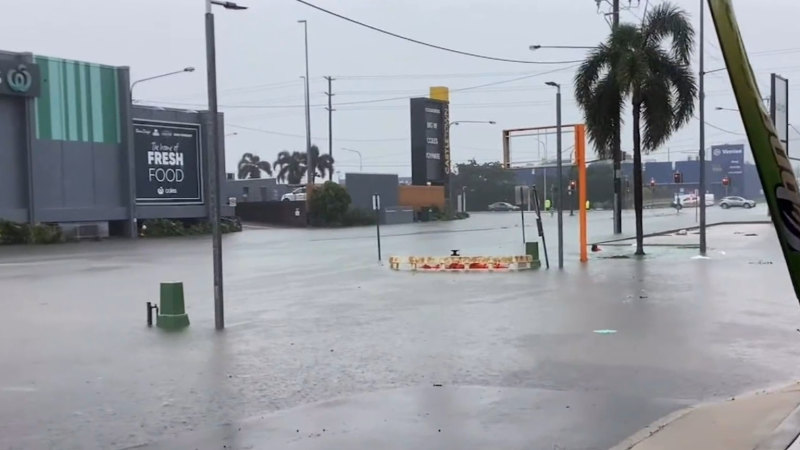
[236,153,273,179]
[306,144,335,181]
[574,2,697,255]
[274,150,307,185]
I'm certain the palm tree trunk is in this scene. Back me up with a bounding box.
[632,101,645,255]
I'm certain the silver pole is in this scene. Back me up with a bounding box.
[205,2,224,329]
[555,86,563,269]
[300,20,312,185]
[698,0,707,255]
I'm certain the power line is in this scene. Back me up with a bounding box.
[141,65,577,110]
[334,70,547,80]
[227,123,407,143]
[695,116,746,135]
[294,0,582,65]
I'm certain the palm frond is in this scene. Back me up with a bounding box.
[642,2,694,64]
[257,160,273,176]
[574,44,613,110]
[639,74,674,151]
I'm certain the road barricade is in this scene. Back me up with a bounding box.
[389,255,538,272]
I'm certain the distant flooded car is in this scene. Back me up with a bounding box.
[488,202,520,211]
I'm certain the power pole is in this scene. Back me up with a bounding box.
[698,0,707,255]
[612,0,622,235]
[324,76,334,181]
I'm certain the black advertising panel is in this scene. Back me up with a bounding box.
[134,120,203,205]
[410,97,449,185]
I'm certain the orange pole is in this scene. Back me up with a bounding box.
[577,125,588,263]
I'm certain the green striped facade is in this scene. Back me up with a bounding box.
[34,56,121,144]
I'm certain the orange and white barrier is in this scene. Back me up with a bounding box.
[389,255,537,272]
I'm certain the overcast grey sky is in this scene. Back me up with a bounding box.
[4,0,800,176]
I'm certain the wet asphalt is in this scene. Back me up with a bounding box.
[1,206,798,450]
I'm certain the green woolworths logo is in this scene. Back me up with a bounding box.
[6,65,33,93]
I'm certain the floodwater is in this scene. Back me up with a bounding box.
[1,206,797,449]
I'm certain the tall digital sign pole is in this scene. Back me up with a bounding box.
[410,97,449,185]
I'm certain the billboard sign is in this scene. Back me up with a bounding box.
[134,119,203,205]
[410,97,449,185]
[771,74,789,155]
[711,144,744,175]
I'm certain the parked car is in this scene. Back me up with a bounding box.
[281,186,306,202]
[719,196,756,209]
[488,202,520,211]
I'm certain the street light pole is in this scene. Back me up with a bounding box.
[546,81,564,269]
[698,0,707,255]
[340,147,363,172]
[449,120,496,127]
[130,67,195,101]
[206,0,246,330]
[298,20,312,186]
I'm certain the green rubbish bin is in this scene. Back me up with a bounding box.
[525,242,540,261]
[525,242,542,269]
[156,282,190,330]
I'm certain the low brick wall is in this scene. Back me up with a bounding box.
[398,185,445,211]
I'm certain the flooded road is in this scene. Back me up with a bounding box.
[1,206,796,449]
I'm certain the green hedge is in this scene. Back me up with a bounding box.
[140,218,242,238]
[0,221,64,245]
[341,208,376,226]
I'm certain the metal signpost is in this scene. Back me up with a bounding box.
[531,185,550,269]
[373,193,382,262]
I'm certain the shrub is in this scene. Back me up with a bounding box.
[0,221,64,245]
[0,220,29,244]
[141,218,242,237]
[30,223,63,244]
[309,181,352,226]
[141,219,186,237]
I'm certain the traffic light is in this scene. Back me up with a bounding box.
[569,180,576,192]
[673,172,683,184]
[650,178,655,188]
[722,176,730,186]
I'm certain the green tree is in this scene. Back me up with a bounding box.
[574,2,697,255]
[451,160,517,211]
[274,151,306,184]
[309,181,351,226]
[237,153,272,179]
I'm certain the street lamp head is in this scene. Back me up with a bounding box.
[489,121,497,125]
[184,67,196,72]
[529,45,542,51]
[298,19,307,23]
[211,0,247,10]
[545,81,560,88]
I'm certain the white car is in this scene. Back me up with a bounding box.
[719,196,756,209]
[281,187,306,202]
[672,193,714,208]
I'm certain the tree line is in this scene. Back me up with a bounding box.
[236,144,334,184]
